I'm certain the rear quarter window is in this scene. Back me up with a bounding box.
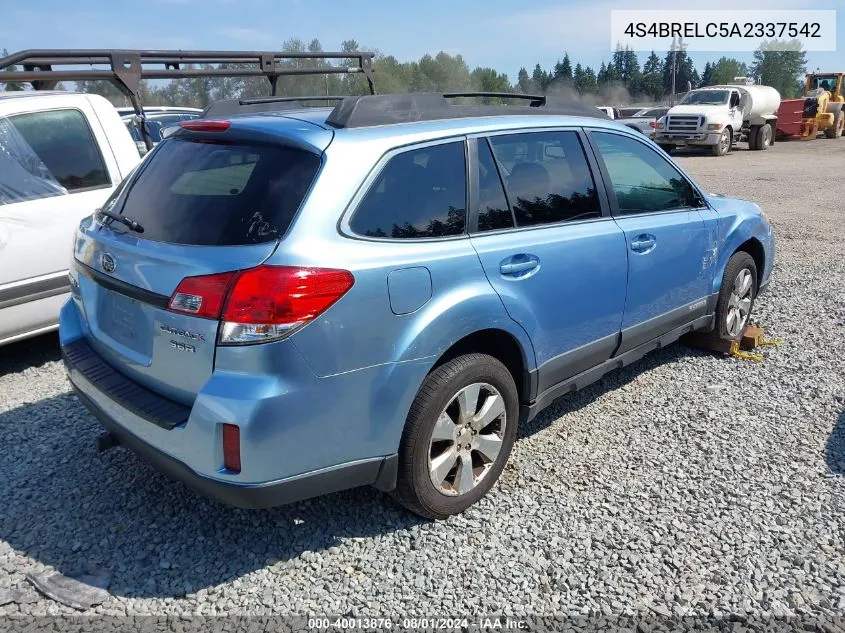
[114,139,320,246]
[349,141,467,239]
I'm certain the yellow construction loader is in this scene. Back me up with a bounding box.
[801,73,844,139]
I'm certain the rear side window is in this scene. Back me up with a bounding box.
[116,139,320,245]
[350,141,466,239]
[0,109,110,204]
[488,131,600,227]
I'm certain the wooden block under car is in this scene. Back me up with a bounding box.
[683,332,734,354]
[740,325,764,350]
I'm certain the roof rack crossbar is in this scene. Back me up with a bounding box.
[0,48,377,149]
[324,92,609,129]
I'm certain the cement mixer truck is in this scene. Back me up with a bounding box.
[654,83,781,156]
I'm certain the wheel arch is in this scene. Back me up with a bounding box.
[429,328,533,404]
[735,237,765,290]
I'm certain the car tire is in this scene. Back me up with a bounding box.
[391,353,519,520]
[713,251,758,341]
[658,144,675,154]
[712,128,732,156]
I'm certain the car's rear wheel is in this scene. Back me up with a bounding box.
[392,353,518,519]
[715,251,758,341]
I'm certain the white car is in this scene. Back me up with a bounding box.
[596,106,619,119]
[0,91,141,346]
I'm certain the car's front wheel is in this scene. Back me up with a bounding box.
[392,353,518,519]
[715,251,758,340]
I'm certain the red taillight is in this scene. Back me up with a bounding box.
[222,424,241,473]
[167,265,354,344]
[222,266,354,325]
[168,271,236,319]
[179,120,231,132]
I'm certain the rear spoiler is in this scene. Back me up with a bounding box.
[0,49,376,150]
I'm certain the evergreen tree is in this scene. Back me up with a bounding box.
[532,63,550,91]
[581,66,597,94]
[611,44,625,79]
[517,67,535,94]
[622,47,642,94]
[641,51,664,99]
[573,63,597,94]
[597,61,608,86]
[554,53,573,82]
[663,38,698,96]
[701,62,714,86]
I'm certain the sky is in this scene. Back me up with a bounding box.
[1,0,842,82]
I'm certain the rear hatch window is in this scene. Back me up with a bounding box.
[114,139,321,246]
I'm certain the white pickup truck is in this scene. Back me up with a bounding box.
[653,84,781,156]
[0,92,140,346]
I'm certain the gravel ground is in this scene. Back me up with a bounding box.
[0,140,844,624]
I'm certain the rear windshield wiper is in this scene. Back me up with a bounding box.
[97,209,145,234]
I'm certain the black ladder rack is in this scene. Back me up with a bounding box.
[0,48,376,148]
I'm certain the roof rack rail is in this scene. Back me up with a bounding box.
[0,48,376,149]
[324,92,609,129]
[443,91,546,104]
[202,95,348,118]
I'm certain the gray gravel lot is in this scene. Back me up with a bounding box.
[0,140,843,622]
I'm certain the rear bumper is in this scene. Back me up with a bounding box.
[73,384,396,509]
[59,298,412,508]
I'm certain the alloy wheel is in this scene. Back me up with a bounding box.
[725,268,753,337]
[428,382,506,496]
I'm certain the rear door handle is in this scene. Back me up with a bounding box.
[499,255,540,277]
[630,234,656,253]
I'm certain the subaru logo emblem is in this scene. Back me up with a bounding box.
[101,253,116,274]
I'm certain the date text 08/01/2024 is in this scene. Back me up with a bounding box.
[624,21,821,39]
[307,617,528,630]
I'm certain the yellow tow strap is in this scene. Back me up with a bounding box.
[729,333,783,362]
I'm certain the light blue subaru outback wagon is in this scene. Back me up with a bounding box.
[60,93,774,519]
